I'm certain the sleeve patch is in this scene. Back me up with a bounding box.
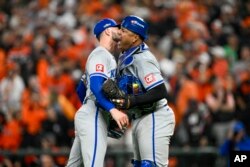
[144,73,156,85]
[96,64,104,72]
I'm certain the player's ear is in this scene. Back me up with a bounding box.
[132,34,140,43]
[104,28,111,36]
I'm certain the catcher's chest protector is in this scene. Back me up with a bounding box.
[117,75,144,95]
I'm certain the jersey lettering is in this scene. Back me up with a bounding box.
[144,74,156,85]
[96,64,104,72]
[110,69,116,78]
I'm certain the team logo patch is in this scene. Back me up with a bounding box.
[131,20,144,28]
[96,64,104,72]
[144,74,156,84]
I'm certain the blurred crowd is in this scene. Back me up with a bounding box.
[0,0,250,166]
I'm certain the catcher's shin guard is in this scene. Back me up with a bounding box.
[131,159,141,167]
[141,160,157,167]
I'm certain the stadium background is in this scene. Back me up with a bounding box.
[0,0,250,166]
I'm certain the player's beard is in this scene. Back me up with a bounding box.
[112,31,121,42]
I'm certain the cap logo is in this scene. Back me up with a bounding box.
[131,20,144,28]
[103,23,111,28]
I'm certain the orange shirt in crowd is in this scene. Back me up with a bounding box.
[197,83,213,103]
[77,0,104,16]
[57,44,83,62]
[51,72,81,109]
[190,67,213,102]
[175,1,197,29]
[102,4,122,20]
[212,58,229,78]
[38,0,49,8]
[49,73,75,97]
[0,119,22,150]
[21,102,47,135]
[176,79,199,125]
[0,49,6,80]
[37,58,51,93]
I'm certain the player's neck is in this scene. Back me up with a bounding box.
[100,38,116,53]
[129,40,143,50]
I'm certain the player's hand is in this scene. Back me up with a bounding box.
[110,108,129,130]
[111,95,131,109]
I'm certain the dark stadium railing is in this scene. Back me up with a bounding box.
[0,147,226,167]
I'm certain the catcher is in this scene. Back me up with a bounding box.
[102,15,176,167]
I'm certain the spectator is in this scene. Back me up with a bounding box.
[40,154,57,167]
[210,46,229,79]
[0,48,7,80]
[0,62,25,114]
[176,72,199,125]
[20,90,47,148]
[223,33,239,69]
[177,99,212,147]
[41,107,73,147]
[177,99,215,167]
[220,121,250,167]
[220,121,250,155]
[0,111,22,150]
[205,76,235,146]
[234,69,250,136]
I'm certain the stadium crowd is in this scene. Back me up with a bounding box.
[0,0,250,166]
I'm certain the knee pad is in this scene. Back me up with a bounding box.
[141,160,157,167]
[131,159,141,167]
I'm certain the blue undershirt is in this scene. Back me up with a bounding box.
[90,76,115,112]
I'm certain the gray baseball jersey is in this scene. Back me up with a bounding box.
[67,46,117,167]
[118,43,175,166]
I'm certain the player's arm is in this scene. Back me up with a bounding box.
[129,83,167,107]
[91,76,129,129]
[128,57,167,107]
[111,83,167,109]
[90,76,115,111]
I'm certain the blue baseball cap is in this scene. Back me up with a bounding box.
[93,18,119,38]
[121,15,148,40]
[233,121,245,133]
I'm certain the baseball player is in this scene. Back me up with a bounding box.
[112,15,176,166]
[66,18,129,167]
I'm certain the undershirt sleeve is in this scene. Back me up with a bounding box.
[130,83,167,107]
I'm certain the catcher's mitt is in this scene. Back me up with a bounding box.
[108,118,126,139]
[102,79,131,109]
[102,78,156,113]
[102,78,125,99]
[102,79,128,139]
